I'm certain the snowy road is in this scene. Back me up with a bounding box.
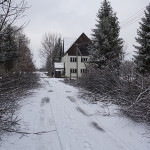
[0,72,150,150]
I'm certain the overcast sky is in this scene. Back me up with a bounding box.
[16,0,149,68]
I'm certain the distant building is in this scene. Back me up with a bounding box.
[54,62,64,78]
[61,33,91,78]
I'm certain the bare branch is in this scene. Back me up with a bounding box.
[0,0,30,32]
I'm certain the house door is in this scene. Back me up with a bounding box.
[55,71,61,78]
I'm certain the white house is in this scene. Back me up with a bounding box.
[61,33,91,78]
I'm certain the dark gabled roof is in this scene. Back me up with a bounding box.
[63,37,77,53]
[64,33,92,56]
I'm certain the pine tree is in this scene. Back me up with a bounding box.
[46,54,53,76]
[0,25,18,72]
[134,3,150,75]
[53,37,62,62]
[15,31,35,72]
[89,0,123,69]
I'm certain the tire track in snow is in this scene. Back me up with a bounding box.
[49,96,64,150]
[66,96,135,150]
[33,96,56,150]
[46,78,143,150]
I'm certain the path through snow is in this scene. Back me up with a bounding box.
[0,72,150,150]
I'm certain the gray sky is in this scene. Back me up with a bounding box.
[16,0,149,68]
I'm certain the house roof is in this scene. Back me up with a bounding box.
[54,62,64,69]
[63,33,92,56]
[63,37,77,53]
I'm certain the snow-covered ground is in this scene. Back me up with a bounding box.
[0,72,150,150]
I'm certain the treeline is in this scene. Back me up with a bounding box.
[69,1,150,124]
[0,26,35,74]
[0,0,35,75]
[0,0,38,135]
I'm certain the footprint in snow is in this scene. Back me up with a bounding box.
[76,107,89,116]
[66,91,71,93]
[41,97,50,106]
[48,90,53,92]
[91,122,105,132]
[67,96,76,103]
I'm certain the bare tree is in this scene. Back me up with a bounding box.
[40,33,61,76]
[0,0,30,74]
[0,0,29,33]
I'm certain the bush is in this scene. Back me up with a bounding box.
[67,63,150,123]
[0,72,39,135]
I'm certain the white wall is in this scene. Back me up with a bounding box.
[62,54,89,78]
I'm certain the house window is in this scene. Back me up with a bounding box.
[70,69,77,73]
[81,57,88,62]
[81,69,86,74]
[70,57,77,62]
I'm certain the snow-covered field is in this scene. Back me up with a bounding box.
[0,72,150,150]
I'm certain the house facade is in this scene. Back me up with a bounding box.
[61,33,91,78]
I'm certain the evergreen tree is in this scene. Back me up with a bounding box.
[46,54,53,76]
[53,37,62,62]
[0,25,18,72]
[89,0,123,69]
[134,3,150,75]
[15,31,35,72]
